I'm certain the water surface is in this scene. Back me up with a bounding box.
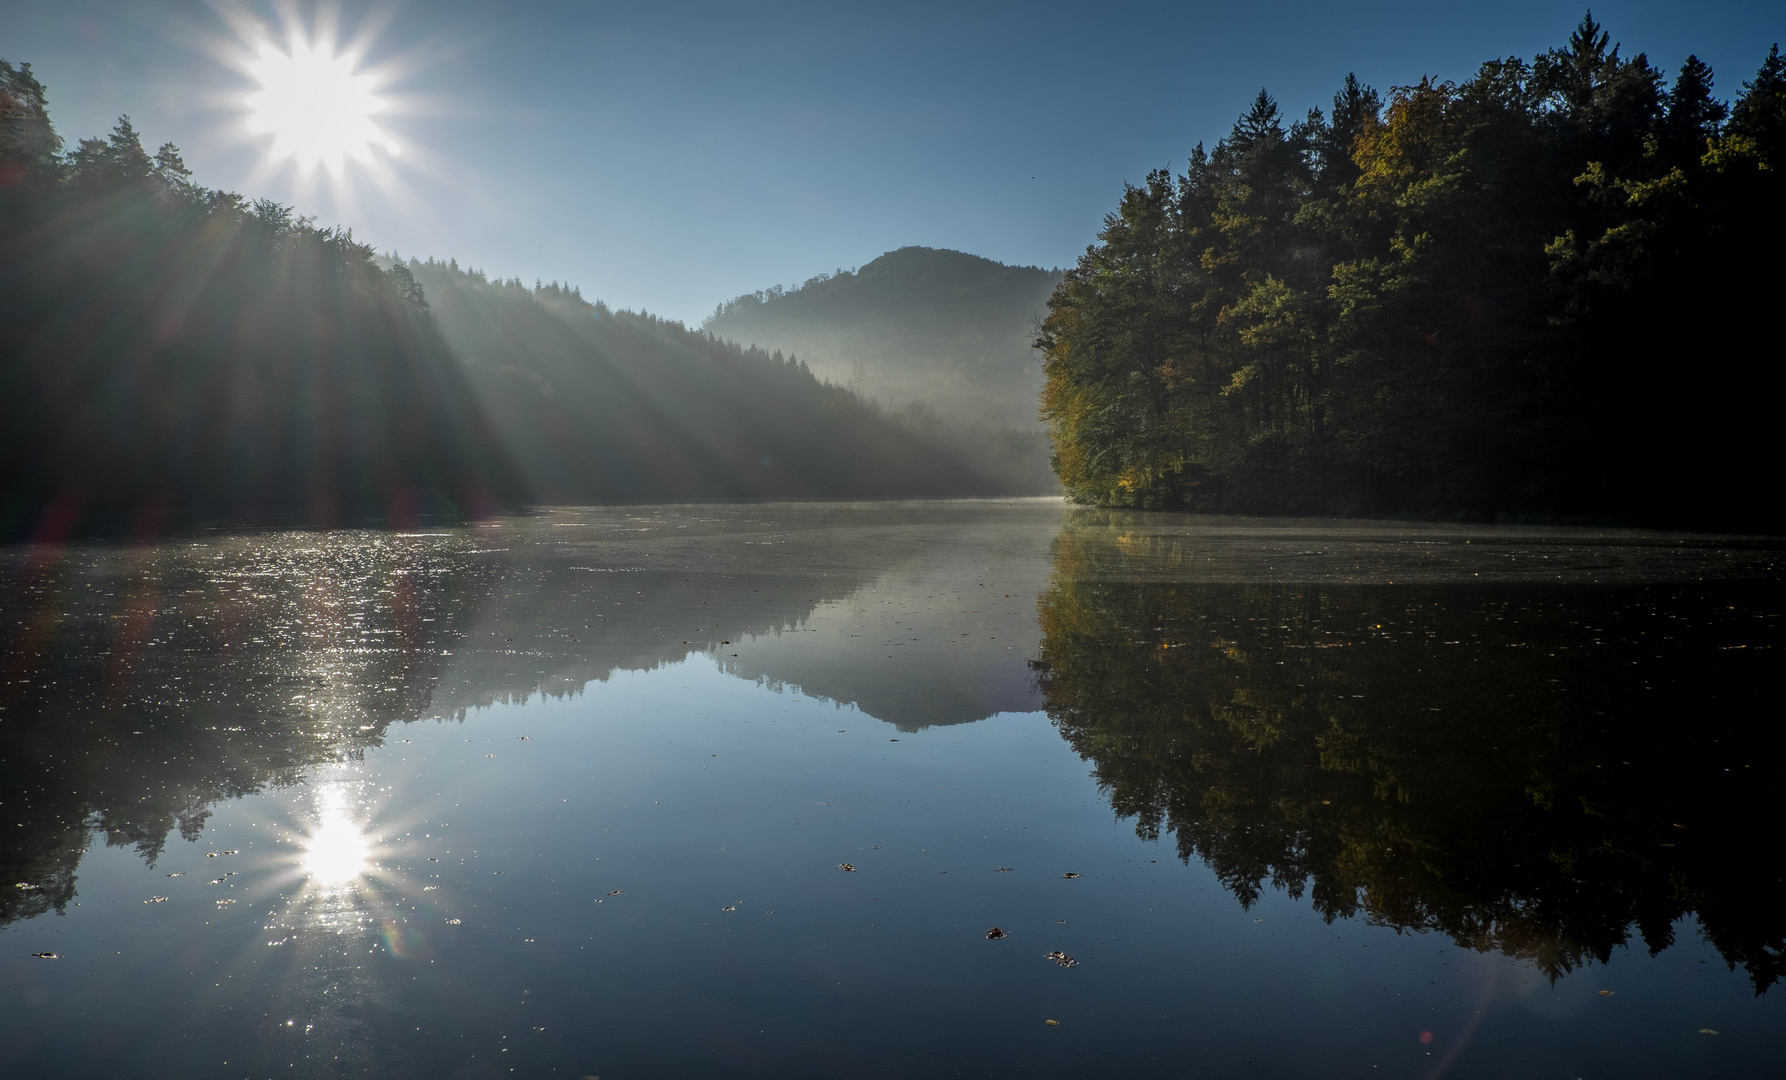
[2,501,1781,1078]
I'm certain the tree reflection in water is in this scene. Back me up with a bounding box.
[1035,514,1785,992]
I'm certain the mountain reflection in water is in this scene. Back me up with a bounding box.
[0,501,1057,926]
[1035,512,1785,992]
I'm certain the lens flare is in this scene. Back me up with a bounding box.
[303,786,370,887]
[245,37,396,176]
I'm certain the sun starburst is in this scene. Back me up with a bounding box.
[245,37,397,176]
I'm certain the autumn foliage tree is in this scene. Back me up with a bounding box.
[1039,15,1784,528]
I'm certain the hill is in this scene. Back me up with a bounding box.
[704,246,1062,431]
[405,259,1053,501]
[0,62,515,538]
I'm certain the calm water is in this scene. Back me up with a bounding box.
[2,501,1781,1079]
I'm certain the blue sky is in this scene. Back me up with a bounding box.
[9,0,1784,322]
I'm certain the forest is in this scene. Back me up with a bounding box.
[1039,16,1784,529]
[0,61,516,537]
[406,258,1051,500]
[0,61,1045,540]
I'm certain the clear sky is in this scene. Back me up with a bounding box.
[9,0,1783,323]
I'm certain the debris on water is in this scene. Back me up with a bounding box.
[722,905,737,912]
[518,736,531,740]
[1045,951,1079,968]
[446,918,462,925]
[144,896,168,904]
[1056,919,1068,924]
[1699,1028,1719,1035]
[1598,990,1615,996]
[1045,1019,1060,1027]
[1061,872,1081,879]
[994,867,1014,873]
[839,863,857,872]
[486,754,497,758]
[208,878,227,885]
[167,873,183,878]
[889,738,899,742]
[206,852,219,858]
[221,850,238,855]
[1253,918,1263,923]
[423,886,438,891]
[607,890,624,896]
[986,927,1007,940]
[31,952,59,959]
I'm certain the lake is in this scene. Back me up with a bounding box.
[2,500,1781,1078]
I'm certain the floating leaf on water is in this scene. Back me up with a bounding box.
[1044,1019,1060,1027]
[994,867,1015,873]
[1598,990,1615,996]
[1061,872,1081,879]
[144,896,168,904]
[838,863,857,872]
[31,952,59,959]
[1044,951,1079,968]
[1699,1028,1719,1035]
[986,927,1007,940]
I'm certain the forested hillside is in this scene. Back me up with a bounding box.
[1040,17,1784,529]
[706,246,1062,431]
[406,259,1051,500]
[0,61,515,538]
[0,61,1052,538]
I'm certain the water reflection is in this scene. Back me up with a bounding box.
[0,501,1061,927]
[1035,512,1786,992]
[302,785,372,889]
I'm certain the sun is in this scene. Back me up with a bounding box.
[246,37,396,176]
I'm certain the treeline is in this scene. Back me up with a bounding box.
[408,258,1048,499]
[1039,16,1785,529]
[0,61,515,538]
[0,62,1048,539]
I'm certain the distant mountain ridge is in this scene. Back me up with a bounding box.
[405,258,1056,500]
[704,246,1063,431]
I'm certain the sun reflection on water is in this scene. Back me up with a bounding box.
[303,785,371,889]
